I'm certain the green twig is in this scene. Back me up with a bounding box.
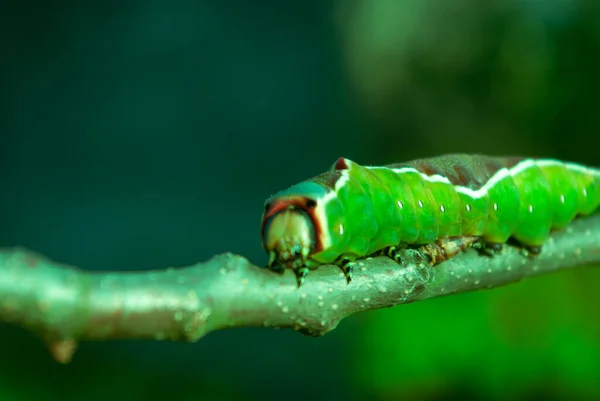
[1,215,599,363]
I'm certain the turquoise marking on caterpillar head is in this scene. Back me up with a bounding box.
[261,181,333,271]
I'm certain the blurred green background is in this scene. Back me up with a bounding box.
[1,0,599,400]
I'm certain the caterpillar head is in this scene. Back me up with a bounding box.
[261,197,318,270]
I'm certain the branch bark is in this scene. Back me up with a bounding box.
[1,214,600,363]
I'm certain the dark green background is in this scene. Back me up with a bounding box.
[1,1,599,400]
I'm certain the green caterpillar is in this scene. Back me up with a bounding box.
[260,154,600,286]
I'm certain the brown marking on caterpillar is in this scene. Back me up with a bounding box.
[332,157,350,170]
[313,170,344,190]
[421,236,479,265]
[391,154,526,190]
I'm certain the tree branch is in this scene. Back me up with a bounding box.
[1,215,600,363]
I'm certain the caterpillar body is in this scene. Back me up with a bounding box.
[260,154,600,286]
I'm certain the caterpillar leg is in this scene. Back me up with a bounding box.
[504,237,544,259]
[474,237,544,260]
[332,256,356,284]
[384,243,434,265]
[524,245,543,256]
[266,247,314,287]
[266,252,285,272]
[340,258,355,284]
[293,266,310,287]
[385,237,478,266]
[386,237,478,266]
[267,260,307,287]
[385,244,409,264]
[473,240,505,257]
[267,251,311,287]
[514,240,543,259]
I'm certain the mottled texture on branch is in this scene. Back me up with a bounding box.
[1,215,600,363]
